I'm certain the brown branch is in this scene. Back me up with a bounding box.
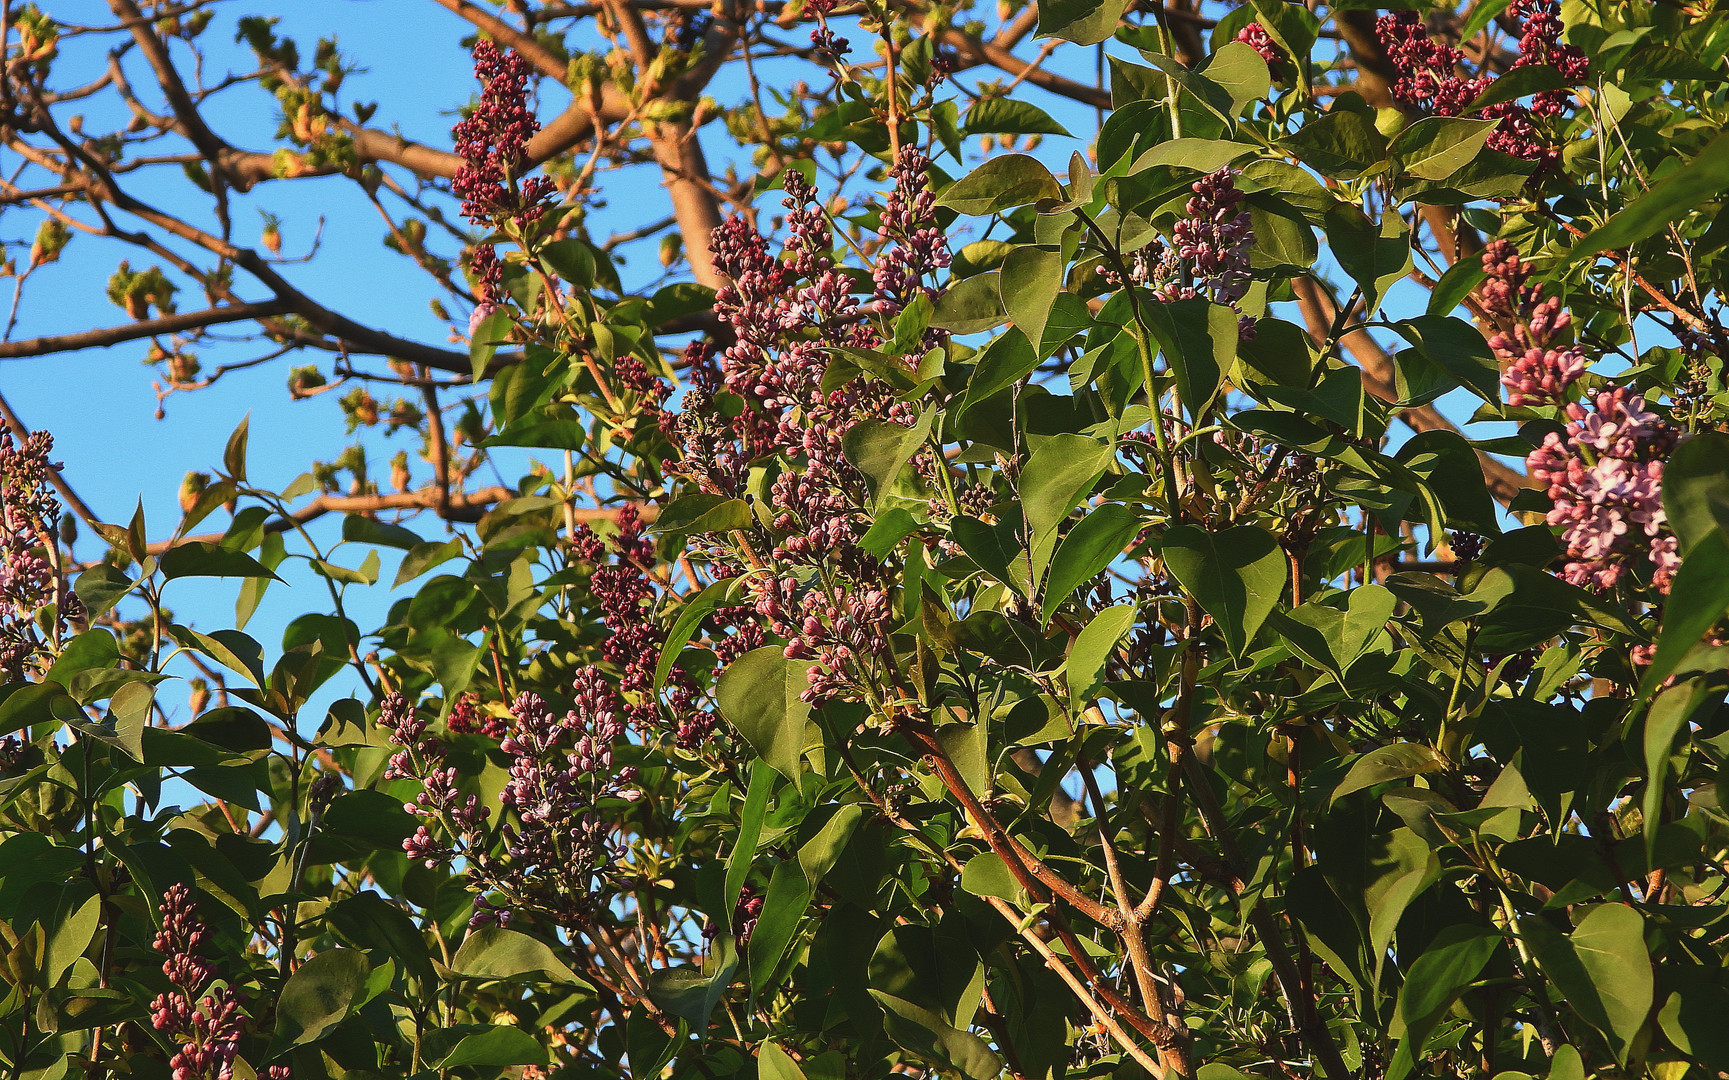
[935,26,1112,109]
[0,301,293,359]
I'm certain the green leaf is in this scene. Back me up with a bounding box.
[799,803,864,887]
[1276,584,1398,683]
[1326,205,1411,313]
[960,852,1022,903]
[159,542,281,581]
[951,514,1026,593]
[648,935,738,1031]
[842,408,936,512]
[1333,743,1447,801]
[760,1041,810,1080]
[1391,116,1497,180]
[748,860,812,990]
[965,98,1071,137]
[393,539,463,588]
[1020,434,1116,586]
[327,892,434,983]
[1036,0,1127,44]
[1391,316,1502,404]
[1160,524,1286,658]
[1202,42,1273,116]
[651,493,753,537]
[340,514,422,550]
[726,763,774,921]
[1141,298,1235,421]
[0,681,82,738]
[656,576,744,689]
[1524,904,1653,1060]
[1637,531,1729,698]
[450,926,581,984]
[1458,0,1515,41]
[1661,431,1729,554]
[1469,565,1645,653]
[275,948,370,1045]
[1568,131,1729,263]
[1280,108,1388,180]
[938,155,1062,215]
[1127,137,1256,174]
[310,553,379,586]
[435,1026,545,1069]
[932,271,1008,334]
[1000,247,1065,359]
[1428,258,1487,316]
[718,647,817,780]
[73,565,133,620]
[1042,503,1140,622]
[222,414,250,483]
[1397,926,1502,1067]
[870,991,1004,1080]
[45,892,101,988]
[1064,604,1136,705]
[168,626,266,687]
[1364,828,1441,982]
[469,306,514,382]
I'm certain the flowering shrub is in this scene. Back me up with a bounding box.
[8,3,1729,1080]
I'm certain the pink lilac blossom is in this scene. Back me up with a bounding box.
[452,41,555,313]
[451,40,554,229]
[679,149,949,706]
[1108,168,1257,339]
[1482,243,1681,591]
[1481,240,1589,407]
[149,885,254,1080]
[383,686,638,929]
[1375,4,1587,164]
[1234,22,1286,78]
[1528,390,1681,592]
[0,428,78,678]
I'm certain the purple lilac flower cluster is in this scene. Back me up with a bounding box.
[0,428,77,678]
[149,885,284,1080]
[1375,4,1586,164]
[1107,168,1257,340]
[674,149,951,705]
[1375,12,1487,116]
[873,147,953,308]
[1475,245,1683,592]
[1529,391,1680,592]
[1508,0,1589,116]
[574,507,721,748]
[452,41,554,229]
[1234,22,1286,79]
[384,687,638,929]
[452,41,554,319]
[1483,241,1588,407]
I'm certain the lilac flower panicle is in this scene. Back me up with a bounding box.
[1375,3,1586,164]
[1481,240,1588,408]
[0,427,76,677]
[451,40,554,228]
[1105,168,1257,339]
[1234,22,1285,76]
[683,155,951,707]
[149,885,251,1080]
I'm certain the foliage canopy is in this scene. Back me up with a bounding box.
[5,2,1729,1080]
